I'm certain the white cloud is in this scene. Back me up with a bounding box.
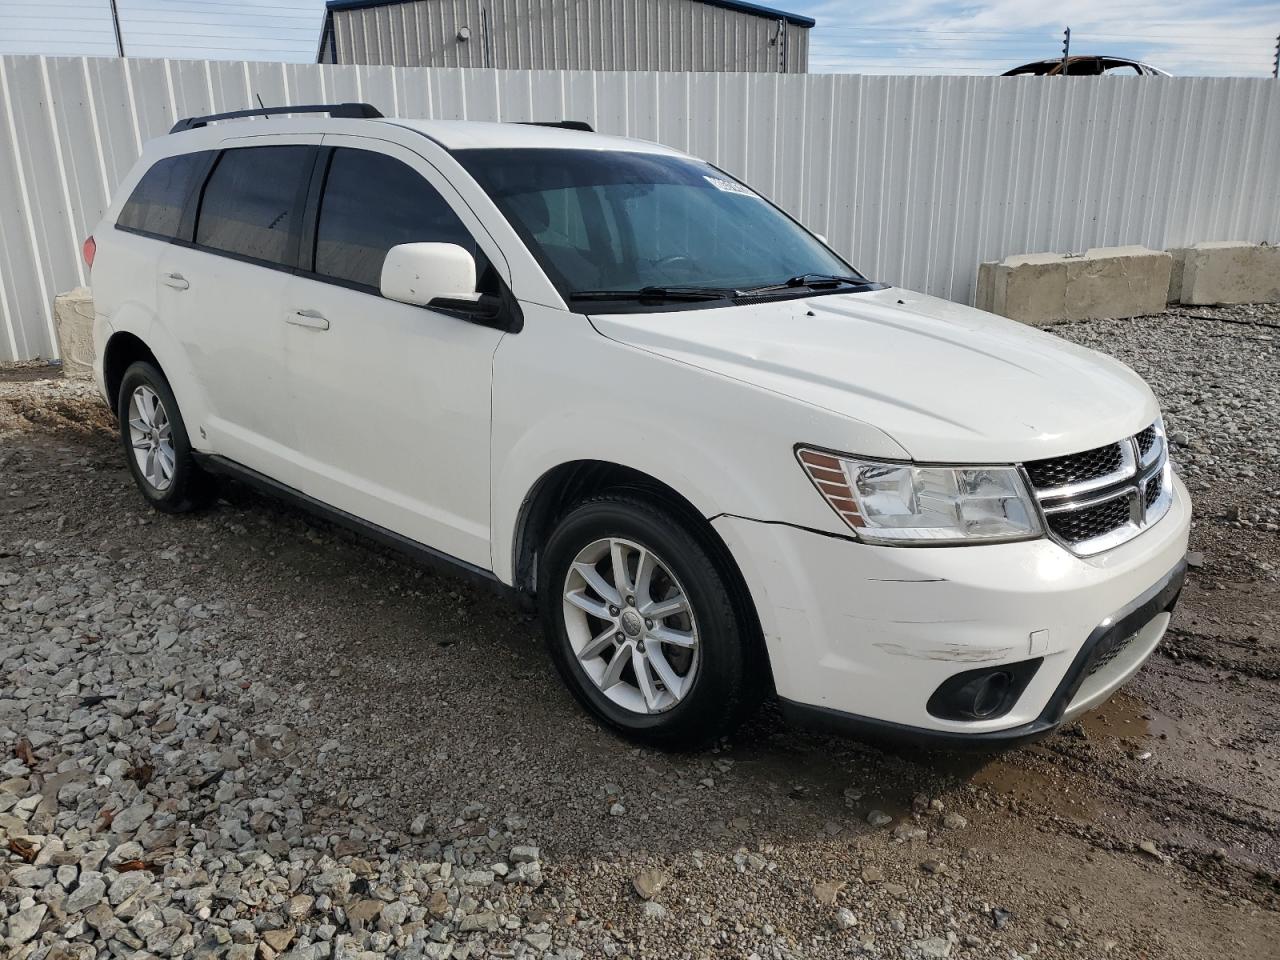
[802,0,1279,76]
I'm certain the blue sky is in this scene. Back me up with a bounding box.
[0,0,1276,76]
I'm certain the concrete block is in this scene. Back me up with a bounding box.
[1177,241,1280,305]
[977,247,1169,325]
[1064,246,1171,321]
[996,253,1069,325]
[975,261,997,313]
[53,287,95,378]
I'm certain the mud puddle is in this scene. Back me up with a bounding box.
[1077,691,1181,746]
[924,694,1177,823]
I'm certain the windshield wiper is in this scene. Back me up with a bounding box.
[736,274,871,297]
[569,285,734,303]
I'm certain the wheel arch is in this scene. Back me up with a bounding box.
[99,317,209,448]
[102,330,160,412]
[511,459,773,691]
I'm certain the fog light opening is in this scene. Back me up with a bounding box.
[926,658,1043,723]
[969,671,1012,718]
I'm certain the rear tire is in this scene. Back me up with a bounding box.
[538,492,758,749]
[117,360,214,514]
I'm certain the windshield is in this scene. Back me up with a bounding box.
[455,147,869,307]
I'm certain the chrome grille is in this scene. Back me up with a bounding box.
[1046,497,1132,544]
[1143,471,1163,510]
[1026,421,1170,556]
[1135,425,1158,459]
[1024,443,1124,489]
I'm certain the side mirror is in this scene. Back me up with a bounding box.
[380,242,476,307]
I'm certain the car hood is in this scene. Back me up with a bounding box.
[588,287,1159,463]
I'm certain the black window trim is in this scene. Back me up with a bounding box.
[297,145,332,276]
[186,143,316,274]
[114,150,217,244]
[122,144,324,278]
[115,222,186,245]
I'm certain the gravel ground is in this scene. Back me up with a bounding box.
[1,302,1277,960]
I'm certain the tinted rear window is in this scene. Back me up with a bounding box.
[117,152,211,239]
[313,148,477,289]
[195,145,312,266]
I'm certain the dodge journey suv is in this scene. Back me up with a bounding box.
[87,103,1190,748]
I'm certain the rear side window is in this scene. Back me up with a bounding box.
[116,152,211,239]
[313,148,478,290]
[195,145,312,267]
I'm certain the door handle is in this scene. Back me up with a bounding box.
[287,309,330,331]
[162,273,189,291]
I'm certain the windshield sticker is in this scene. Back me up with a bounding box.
[703,175,760,199]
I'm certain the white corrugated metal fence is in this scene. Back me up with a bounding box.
[1,55,1278,361]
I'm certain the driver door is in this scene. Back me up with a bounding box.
[281,138,508,568]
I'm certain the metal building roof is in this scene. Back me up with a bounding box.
[323,0,816,28]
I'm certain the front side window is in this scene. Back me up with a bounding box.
[456,148,864,308]
[195,145,312,266]
[117,152,212,239]
[313,148,480,290]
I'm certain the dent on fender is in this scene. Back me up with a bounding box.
[708,512,860,543]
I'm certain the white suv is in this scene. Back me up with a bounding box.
[87,104,1190,748]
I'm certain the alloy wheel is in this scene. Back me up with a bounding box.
[561,537,700,714]
[127,385,175,492]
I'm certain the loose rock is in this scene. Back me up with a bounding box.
[632,868,669,900]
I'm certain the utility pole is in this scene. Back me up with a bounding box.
[108,0,125,57]
[1062,27,1071,75]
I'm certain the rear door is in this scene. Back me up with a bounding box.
[159,136,320,483]
[280,138,509,568]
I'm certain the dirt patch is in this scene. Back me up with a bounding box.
[0,359,64,383]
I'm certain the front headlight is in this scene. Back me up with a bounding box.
[797,448,1042,545]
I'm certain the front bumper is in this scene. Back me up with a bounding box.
[712,473,1191,744]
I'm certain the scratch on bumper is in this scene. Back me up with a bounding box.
[873,641,1017,663]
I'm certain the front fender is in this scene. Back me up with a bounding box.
[491,414,738,585]
[489,305,910,584]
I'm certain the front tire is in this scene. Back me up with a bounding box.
[538,492,758,749]
[117,361,213,513]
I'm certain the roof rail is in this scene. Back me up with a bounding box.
[517,120,594,132]
[170,102,384,134]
